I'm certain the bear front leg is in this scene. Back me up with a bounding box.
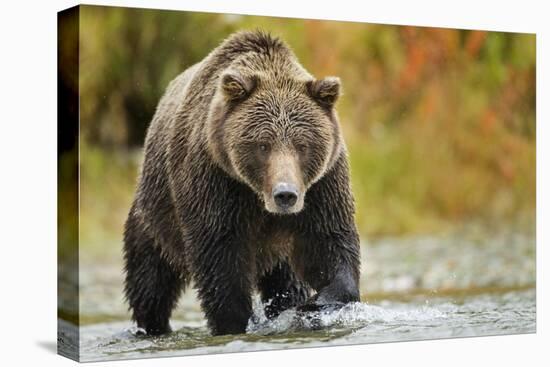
[123,220,185,336]
[191,235,254,336]
[296,231,361,311]
[258,261,310,319]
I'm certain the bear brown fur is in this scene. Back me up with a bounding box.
[123,30,361,336]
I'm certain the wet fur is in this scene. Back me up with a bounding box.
[123,31,361,336]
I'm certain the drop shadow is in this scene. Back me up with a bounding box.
[36,340,57,354]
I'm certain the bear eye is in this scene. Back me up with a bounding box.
[297,144,308,153]
[258,143,270,153]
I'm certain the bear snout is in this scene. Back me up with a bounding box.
[272,182,298,209]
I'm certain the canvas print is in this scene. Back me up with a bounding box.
[57,5,536,362]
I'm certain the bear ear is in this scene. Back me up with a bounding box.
[307,77,341,108]
[220,71,256,102]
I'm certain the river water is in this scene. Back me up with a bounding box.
[58,227,536,362]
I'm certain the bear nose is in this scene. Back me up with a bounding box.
[273,183,298,209]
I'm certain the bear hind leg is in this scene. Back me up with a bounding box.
[258,261,310,319]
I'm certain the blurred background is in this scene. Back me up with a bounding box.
[59,4,535,325]
[76,6,535,247]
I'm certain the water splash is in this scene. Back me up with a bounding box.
[247,298,448,335]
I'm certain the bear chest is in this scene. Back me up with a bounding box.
[254,228,295,275]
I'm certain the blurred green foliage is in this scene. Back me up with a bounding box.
[78,5,535,243]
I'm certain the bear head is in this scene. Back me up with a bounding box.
[206,47,343,215]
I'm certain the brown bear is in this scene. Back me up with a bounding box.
[123,30,361,336]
